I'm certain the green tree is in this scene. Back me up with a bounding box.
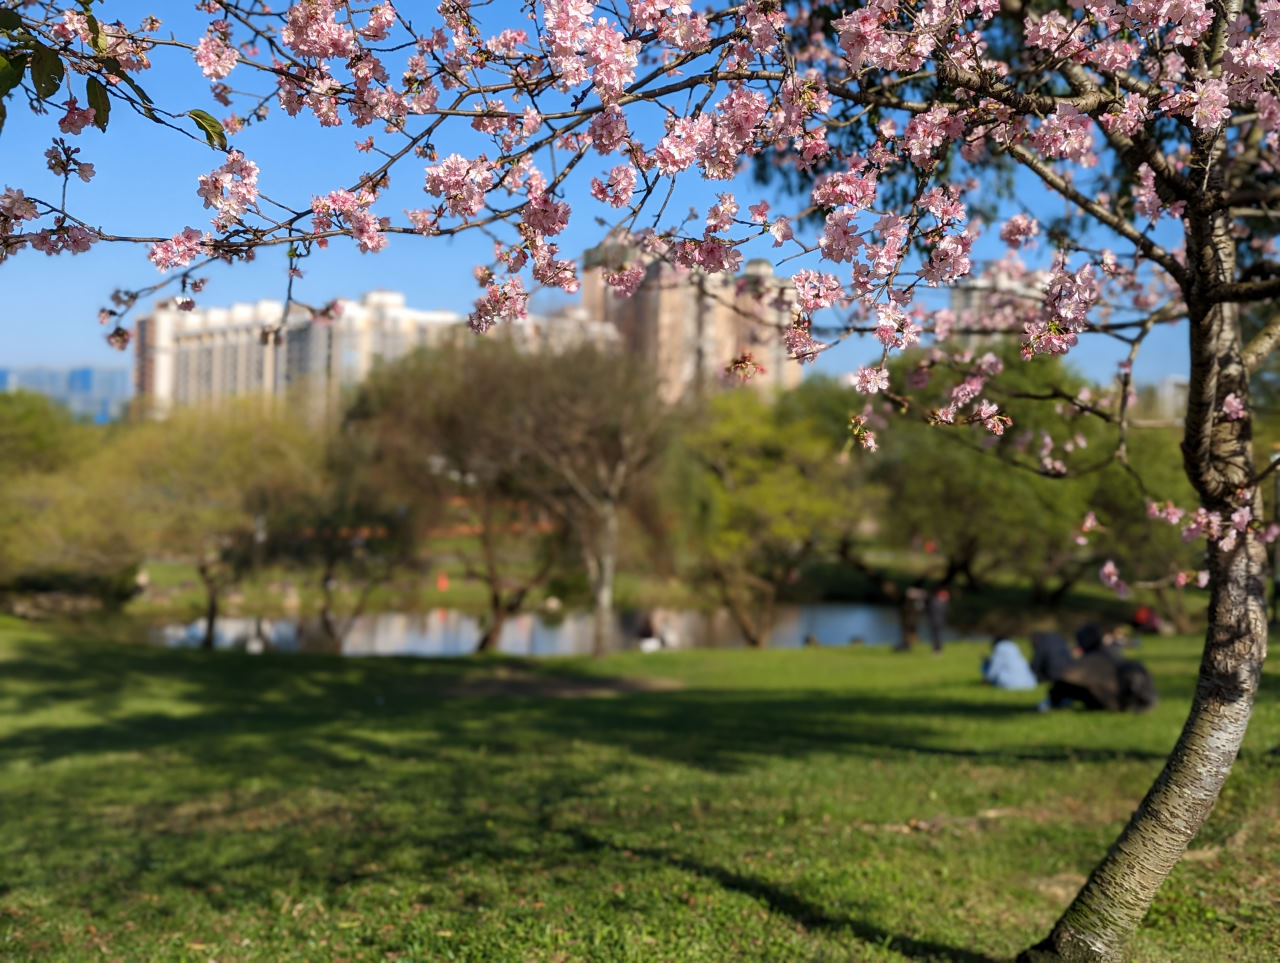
[349,340,564,653]
[262,434,420,649]
[0,391,91,474]
[0,391,134,607]
[681,389,861,647]
[110,404,324,649]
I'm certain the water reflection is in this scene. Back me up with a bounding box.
[154,603,935,657]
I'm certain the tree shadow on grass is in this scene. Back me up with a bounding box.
[561,825,1003,963]
[0,635,1179,775]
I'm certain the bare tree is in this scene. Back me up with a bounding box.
[512,344,673,657]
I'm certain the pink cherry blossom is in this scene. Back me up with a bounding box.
[282,0,356,59]
[852,366,890,394]
[792,270,844,311]
[1100,560,1130,598]
[999,214,1039,249]
[589,164,637,208]
[470,277,528,333]
[149,227,208,272]
[194,34,238,80]
[705,193,738,232]
[196,151,260,231]
[1031,104,1096,167]
[359,2,397,41]
[1185,79,1231,131]
[57,98,96,136]
[784,322,822,363]
[604,262,646,298]
[423,154,494,220]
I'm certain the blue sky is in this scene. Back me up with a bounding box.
[1,2,1190,385]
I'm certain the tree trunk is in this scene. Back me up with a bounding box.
[586,501,618,658]
[1154,583,1195,635]
[1046,569,1085,608]
[1022,533,1266,962]
[319,561,340,647]
[744,610,774,649]
[197,563,219,651]
[727,593,770,648]
[476,600,506,654]
[1023,202,1267,961]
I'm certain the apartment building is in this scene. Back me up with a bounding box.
[136,291,476,415]
[581,235,803,403]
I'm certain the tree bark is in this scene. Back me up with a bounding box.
[318,558,384,649]
[1023,195,1267,962]
[1022,531,1266,962]
[586,501,618,658]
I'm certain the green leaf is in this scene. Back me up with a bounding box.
[30,44,63,100]
[187,108,227,150]
[100,56,154,114]
[85,75,108,131]
[0,52,25,99]
[0,10,23,33]
[85,14,107,54]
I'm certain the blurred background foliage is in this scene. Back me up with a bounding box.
[0,340,1226,638]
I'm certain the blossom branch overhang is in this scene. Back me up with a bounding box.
[1,1,1275,393]
[1003,144,1188,284]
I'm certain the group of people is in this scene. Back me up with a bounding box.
[982,624,1158,712]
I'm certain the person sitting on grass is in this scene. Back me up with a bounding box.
[1030,631,1076,684]
[982,638,1038,690]
[1048,648,1159,712]
[1031,631,1079,710]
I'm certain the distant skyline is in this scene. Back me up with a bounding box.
[3,6,1192,385]
[0,364,131,421]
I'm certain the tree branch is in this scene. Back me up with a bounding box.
[1243,313,1280,373]
[1005,144,1188,284]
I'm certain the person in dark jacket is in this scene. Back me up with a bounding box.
[1048,650,1158,712]
[926,588,950,653]
[1075,623,1106,655]
[1030,631,1075,684]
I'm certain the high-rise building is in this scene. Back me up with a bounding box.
[134,289,619,416]
[134,291,469,416]
[134,241,808,416]
[581,236,803,403]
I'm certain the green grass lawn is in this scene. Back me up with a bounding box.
[0,619,1276,962]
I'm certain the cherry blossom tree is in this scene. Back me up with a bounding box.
[3,1,1280,958]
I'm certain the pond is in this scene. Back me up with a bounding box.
[151,603,968,657]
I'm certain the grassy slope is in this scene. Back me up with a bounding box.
[0,619,1275,962]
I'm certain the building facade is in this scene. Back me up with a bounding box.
[135,250,802,415]
[581,236,803,403]
[134,291,481,416]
